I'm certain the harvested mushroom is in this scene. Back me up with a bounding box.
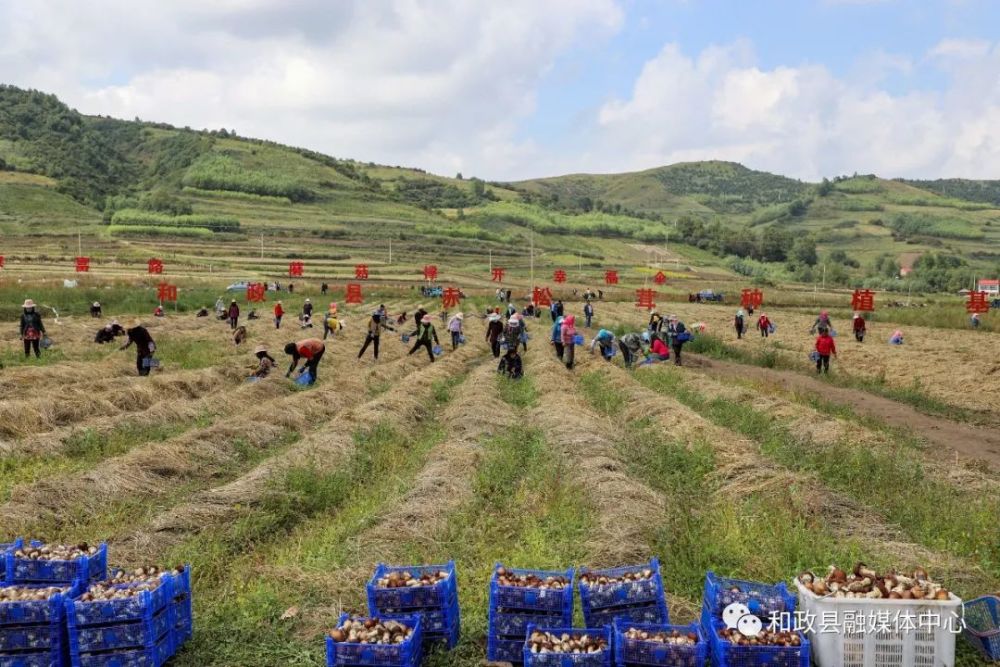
[622,627,698,646]
[13,543,98,561]
[329,618,414,645]
[580,568,654,587]
[798,564,951,600]
[0,586,69,602]
[495,567,569,590]
[376,570,449,589]
[79,579,164,602]
[718,627,801,647]
[527,630,608,654]
[108,565,185,586]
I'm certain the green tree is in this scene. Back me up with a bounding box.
[758,226,792,262]
[816,177,833,197]
[455,172,463,180]
[791,235,818,266]
[470,178,486,198]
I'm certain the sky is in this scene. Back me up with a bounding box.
[2,0,1000,182]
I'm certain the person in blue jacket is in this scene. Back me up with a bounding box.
[550,315,565,360]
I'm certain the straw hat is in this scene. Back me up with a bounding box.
[455,313,464,320]
[93,301,100,307]
[22,299,35,308]
[421,314,433,323]
[254,344,268,354]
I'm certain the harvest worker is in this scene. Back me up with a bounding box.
[358,310,394,361]
[195,307,209,317]
[447,312,464,350]
[408,313,440,362]
[227,299,240,330]
[810,310,833,334]
[734,309,746,339]
[486,312,504,358]
[273,301,284,329]
[320,282,328,295]
[252,344,277,378]
[303,298,313,319]
[589,329,616,360]
[550,316,565,360]
[560,314,577,370]
[233,326,247,346]
[618,332,649,370]
[650,333,670,361]
[852,313,867,342]
[583,301,594,328]
[95,320,125,344]
[667,315,689,366]
[505,312,527,352]
[756,312,771,338]
[90,301,102,318]
[214,296,225,316]
[19,299,46,359]
[814,326,837,374]
[648,309,663,333]
[323,302,341,340]
[413,305,427,330]
[284,338,325,385]
[121,322,156,376]
[497,347,523,379]
[971,312,981,328]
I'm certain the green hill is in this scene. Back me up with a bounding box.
[0,84,997,292]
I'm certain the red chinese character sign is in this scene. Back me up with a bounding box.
[355,264,369,280]
[289,261,304,278]
[345,283,363,304]
[0,256,5,269]
[75,257,90,273]
[423,265,438,281]
[653,271,667,285]
[157,283,178,303]
[741,288,764,309]
[246,283,266,303]
[635,288,657,310]
[442,287,461,309]
[851,289,875,312]
[491,267,505,282]
[604,270,619,286]
[533,286,553,307]
[553,269,567,284]
[967,291,990,314]
[147,258,163,275]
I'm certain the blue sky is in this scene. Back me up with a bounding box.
[2,0,999,180]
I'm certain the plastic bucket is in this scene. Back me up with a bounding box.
[295,371,313,385]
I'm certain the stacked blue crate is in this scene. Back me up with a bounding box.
[325,614,422,667]
[167,567,192,651]
[578,559,668,631]
[0,584,78,667]
[366,562,458,649]
[65,575,175,667]
[700,573,808,667]
[4,542,107,587]
[612,620,707,667]
[523,624,612,667]
[487,564,575,664]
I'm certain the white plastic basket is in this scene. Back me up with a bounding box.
[794,579,961,667]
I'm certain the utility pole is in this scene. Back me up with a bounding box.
[489,248,493,273]
[822,264,827,291]
[78,231,82,257]
[530,232,534,290]
[260,233,264,259]
[388,239,392,265]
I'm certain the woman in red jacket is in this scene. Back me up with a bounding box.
[852,313,866,342]
[273,301,284,329]
[757,313,771,338]
[814,327,836,374]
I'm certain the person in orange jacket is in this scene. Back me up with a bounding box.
[284,338,325,384]
[273,301,284,329]
[814,326,836,374]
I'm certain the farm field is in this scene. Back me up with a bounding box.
[2,276,999,666]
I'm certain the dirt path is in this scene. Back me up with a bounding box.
[686,354,1000,471]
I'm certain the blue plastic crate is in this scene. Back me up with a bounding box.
[366,562,456,611]
[580,560,665,612]
[963,595,1000,661]
[490,607,570,638]
[422,614,460,650]
[0,644,65,667]
[613,620,706,667]
[490,564,575,616]
[0,585,77,627]
[0,624,63,653]
[67,579,172,628]
[325,614,422,667]
[701,572,795,622]
[170,595,191,647]
[487,634,525,663]
[69,608,170,653]
[523,625,612,667]
[585,602,667,632]
[706,619,809,667]
[71,631,173,667]
[5,542,107,587]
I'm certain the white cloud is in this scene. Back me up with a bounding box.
[583,39,1000,180]
[0,0,621,179]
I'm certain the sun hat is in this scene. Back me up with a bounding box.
[254,344,268,354]
[422,314,433,323]
[305,298,311,303]
[22,299,35,308]
[455,313,464,320]
[329,302,338,310]
[852,312,860,319]
[93,301,100,307]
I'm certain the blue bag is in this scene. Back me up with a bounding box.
[295,371,312,385]
[573,334,585,345]
[676,332,693,343]
[432,345,443,356]
[401,334,410,343]
[809,351,820,362]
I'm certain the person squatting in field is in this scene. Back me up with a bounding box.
[497,346,523,379]
[121,322,155,376]
[94,320,125,344]
[324,302,342,340]
[447,312,464,350]
[285,338,325,384]
[486,311,504,358]
[853,313,867,342]
[19,299,45,358]
[252,344,276,378]
[408,314,440,362]
[358,310,394,361]
[618,332,650,370]
[814,326,837,374]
